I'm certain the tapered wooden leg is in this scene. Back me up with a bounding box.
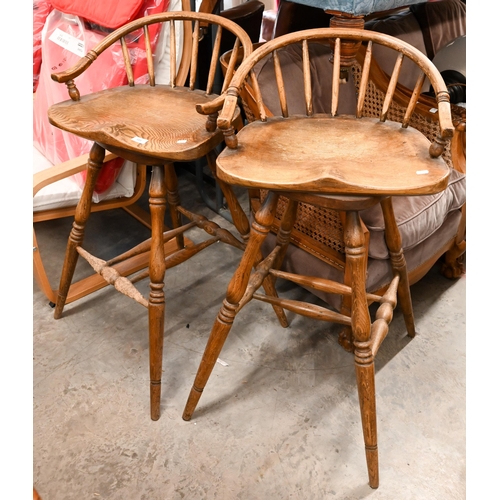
[149,165,167,421]
[206,150,250,241]
[258,196,300,329]
[182,298,237,421]
[338,262,354,352]
[54,143,105,319]
[380,198,415,337]
[345,211,379,489]
[183,191,280,421]
[164,163,185,250]
[355,360,379,489]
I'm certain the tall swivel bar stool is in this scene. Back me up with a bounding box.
[47,12,272,421]
[182,28,454,487]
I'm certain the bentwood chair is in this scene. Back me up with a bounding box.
[33,0,266,306]
[182,28,454,487]
[47,11,262,421]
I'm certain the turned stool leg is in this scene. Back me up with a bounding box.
[164,163,185,250]
[54,143,105,319]
[149,165,168,421]
[380,198,415,337]
[338,262,355,353]
[207,151,287,328]
[183,192,280,421]
[345,210,379,489]
[338,221,369,354]
[258,197,300,329]
[206,150,250,241]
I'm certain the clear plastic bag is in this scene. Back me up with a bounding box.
[33,0,54,93]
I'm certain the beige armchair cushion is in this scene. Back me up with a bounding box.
[361,168,466,260]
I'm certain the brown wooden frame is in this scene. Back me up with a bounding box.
[182,26,456,490]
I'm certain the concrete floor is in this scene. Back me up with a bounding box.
[33,170,466,499]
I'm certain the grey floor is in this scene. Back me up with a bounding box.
[33,169,466,499]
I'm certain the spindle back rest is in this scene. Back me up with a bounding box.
[209,28,453,156]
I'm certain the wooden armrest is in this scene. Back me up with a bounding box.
[216,91,241,147]
[51,55,96,84]
[196,94,227,115]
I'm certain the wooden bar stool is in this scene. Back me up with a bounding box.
[182,28,454,487]
[46,11,266,421]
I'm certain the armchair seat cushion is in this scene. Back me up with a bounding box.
[33,146,136,212]
[361,167,466,260]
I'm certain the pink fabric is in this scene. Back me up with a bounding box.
[33,0,54,92]
[49,0,144,29]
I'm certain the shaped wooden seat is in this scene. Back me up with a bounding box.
[182,28,454,488]
[47,11,259,421]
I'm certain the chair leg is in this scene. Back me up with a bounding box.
[345,210,379,489]
[338,223,370,354]
[182,191,280,421]
[258,197,300,329]
[380,198,416,337]
[338,261,354,353]
[208,149,288,328]
[148,165,168,421]
[164,163,185,250]
[206,150,250,241]
[54,143,105,319]
[355,360,379,489]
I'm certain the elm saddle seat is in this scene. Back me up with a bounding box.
[182,28,454,489]
[46,11,287,422]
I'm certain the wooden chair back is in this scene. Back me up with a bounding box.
[51,11,255,132]
[213,28,453,156]
[216,28,463,278]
